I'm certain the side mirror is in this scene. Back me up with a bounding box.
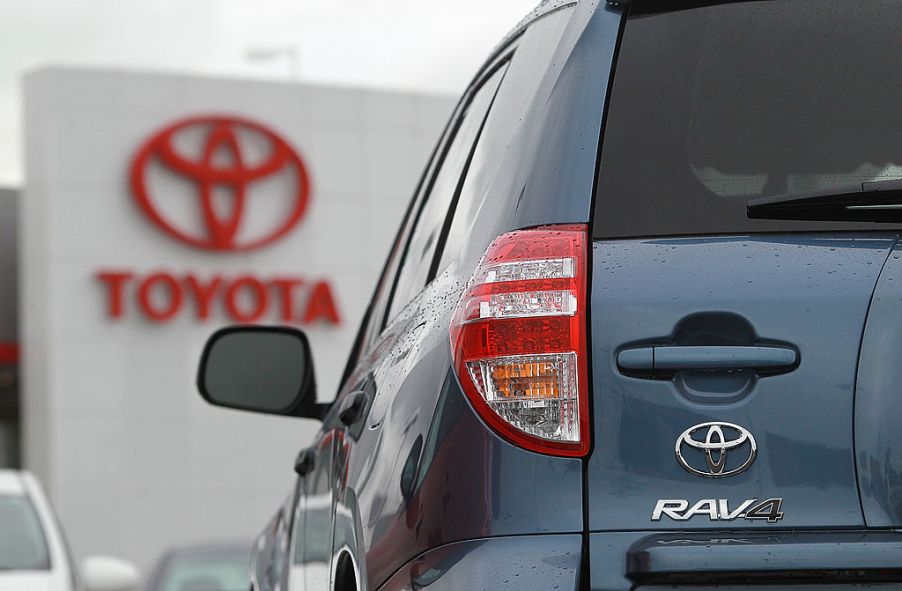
[198,326,324,419]
[82,556,140,591]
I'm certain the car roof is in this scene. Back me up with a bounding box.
[0,469,26,495]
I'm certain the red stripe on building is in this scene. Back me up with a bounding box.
[0,343,19,363]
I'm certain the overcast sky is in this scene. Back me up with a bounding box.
[0,0,538,186]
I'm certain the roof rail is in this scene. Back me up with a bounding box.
[495,0,578,51]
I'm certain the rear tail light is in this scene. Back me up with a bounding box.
[450,224,590,457]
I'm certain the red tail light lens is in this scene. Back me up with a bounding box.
[450,224,590,457]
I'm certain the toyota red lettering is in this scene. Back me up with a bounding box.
[97,272,341,325]
[94,114,342,327]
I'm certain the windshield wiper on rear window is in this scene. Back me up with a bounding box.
[747,179,902,223]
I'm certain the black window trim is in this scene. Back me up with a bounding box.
[425,58,511,284]
[338,37,523,392]
[336,114,454,389]
[378,49,517,330]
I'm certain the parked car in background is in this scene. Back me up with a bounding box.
[0,470,140,591]
[197,0,902,589]
[143,542,250,591]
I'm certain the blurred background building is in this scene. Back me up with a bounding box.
[10,68,453,570]
[0,187,16,468]
[0,0,536,576]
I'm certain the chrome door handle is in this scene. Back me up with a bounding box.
[618,345,798,377]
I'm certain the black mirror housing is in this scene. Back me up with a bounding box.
[197,325,326,420]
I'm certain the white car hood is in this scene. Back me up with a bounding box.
[0,572,66,591]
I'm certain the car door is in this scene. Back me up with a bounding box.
[326,59,511,590]
[282,101,457,591]
[287,86,472,588]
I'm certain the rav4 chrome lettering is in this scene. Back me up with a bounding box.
[652,498,784,523]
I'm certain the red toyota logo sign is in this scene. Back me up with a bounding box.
[130,115,311,251]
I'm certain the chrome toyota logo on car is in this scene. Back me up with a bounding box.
[675,422,757,478]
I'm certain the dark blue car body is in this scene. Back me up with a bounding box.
[206,1,902,589]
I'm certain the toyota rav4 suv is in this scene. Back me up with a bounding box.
[196,0,902,589]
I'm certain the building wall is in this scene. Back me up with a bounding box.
[0,188,16,344]
[0,187,18,468]
[21,67,453,571]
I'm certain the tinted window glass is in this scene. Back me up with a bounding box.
[437,84,511,273]
[596,0,902,238]
[386,65,507,321]
[0,495,50,570]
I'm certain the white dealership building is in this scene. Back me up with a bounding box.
[1,67,453,571]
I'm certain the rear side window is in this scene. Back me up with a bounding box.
[438,7,574,273]
[0,495,50,570]
[386,63,508,321]
[595,0,902,238]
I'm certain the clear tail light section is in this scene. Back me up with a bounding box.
[450,224,590,457]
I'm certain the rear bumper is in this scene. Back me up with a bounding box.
[376,529,902,590]
[376,534,582,591]
[592,530,902,590]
